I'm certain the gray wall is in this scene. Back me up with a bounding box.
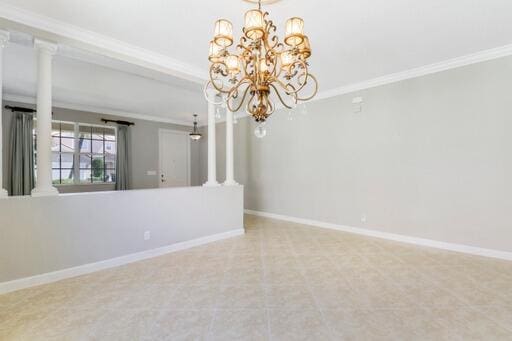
[202,55,512,253]
[0,186,243,285]
[1,101,202,193]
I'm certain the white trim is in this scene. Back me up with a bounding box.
[4,93,193,126]
[0,228,244,295]
[0,3,206,84]
[313,43,512,101]
[158,129,191,188]
[244,209,512,261]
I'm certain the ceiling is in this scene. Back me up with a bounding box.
[3,33,205,125]
[1,0,512,122]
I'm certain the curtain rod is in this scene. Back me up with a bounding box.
[101,118,135,126]
[4,105,36,113]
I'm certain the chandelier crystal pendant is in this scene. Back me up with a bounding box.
[189,114,202,140]
[205,0,318,125]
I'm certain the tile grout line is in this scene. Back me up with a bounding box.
[205,238,235,341]
[290,236,338,340]
[372,246,512,334]
[259,228,273,341]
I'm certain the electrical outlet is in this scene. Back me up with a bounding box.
[144,231,151,241]
[360,215,367,223]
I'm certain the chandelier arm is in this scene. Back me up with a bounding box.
[267,96,275,117]
[285,73,308,95]
[264,16,276,36]
[275,65,283,79]
[229,76,252,98]
[237,38,253,57]
[241,57,251,77]
[203,81,225,105]
[269,83,294,109]
[227,82,252,113]
[209,64,231,94]
[210,61,229,78]
[295,73,319,101]
[273,77,299,97]
[209,79,230,94]
[266,35,281,53]
[246,91,257,116]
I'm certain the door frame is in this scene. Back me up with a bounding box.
[158,128,191,187]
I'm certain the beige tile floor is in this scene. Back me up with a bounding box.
[2,214,512,340]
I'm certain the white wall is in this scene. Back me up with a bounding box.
[202,55,512,254]
[0,186,243,285]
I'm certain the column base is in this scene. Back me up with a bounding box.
[203,181,221,187]
[0,188,8,198]
[31,187,59,197]
[223,180,240,186]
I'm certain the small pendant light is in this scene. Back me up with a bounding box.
[189,114,202,140]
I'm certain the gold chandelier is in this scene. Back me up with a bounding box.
[205,0,318,124]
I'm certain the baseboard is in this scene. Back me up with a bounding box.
[245,209,512,261]
[0,228,244,295]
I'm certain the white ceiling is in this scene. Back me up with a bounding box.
[1,0,512,122]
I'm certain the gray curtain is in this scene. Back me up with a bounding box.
[115,125,130,190]
[8,112,35,196]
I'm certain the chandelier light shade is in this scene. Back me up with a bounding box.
[244,9,265,40]
[280,50,294,67]
[285,17,305,46]
[208,41,223,63]
[189,114,202,140]
[205,0,318,125]
[225,55,241,74]
[298,36,311,59]
[214,19,234,47]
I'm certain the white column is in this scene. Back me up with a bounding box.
[0,30,9,198]
[32,39,58,197]
[203,91,219,186]
[223,109,238,186]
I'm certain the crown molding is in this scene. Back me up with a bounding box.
[313,43,512,102]
[0,3,207,84]
[4,93,196,127]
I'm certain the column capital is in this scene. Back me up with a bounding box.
[34,38,58,55]
[0,29,9,48]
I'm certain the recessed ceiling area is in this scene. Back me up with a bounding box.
[1,0,512,92]
[3,33,205,125]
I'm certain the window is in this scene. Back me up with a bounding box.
[77,124,116,184]
[51,122,75,185]
[35,121,116,185]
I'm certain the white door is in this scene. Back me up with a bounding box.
[159,129,190,187]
